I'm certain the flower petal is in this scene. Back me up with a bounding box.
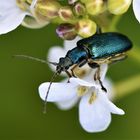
[64,36,82,51]
[56,95,79,110]
[133,0,140,23]
[0,0,16,12]
[38,82,77,102]
[70,77,99,87]
[47,46,66,71]
[97,89,125,115]
[106,101,125,115]
[103,78,114,100]
[100,64,108,81]
[0,1,27,34]
[79,93,111,132]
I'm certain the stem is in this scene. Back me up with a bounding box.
[109,15,122,31]
[129,47,140,63]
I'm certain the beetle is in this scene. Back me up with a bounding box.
[55,30,132,91]
[15,29,132,112]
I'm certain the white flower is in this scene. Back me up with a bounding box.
[133,0,140,23]
[47,36,93,109]
[0,0,37,34]
[38,64,124,132]
[47,37,114,109]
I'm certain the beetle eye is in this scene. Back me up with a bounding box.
[65,66,69,70]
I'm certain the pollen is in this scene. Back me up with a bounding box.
[77,86,88,96]
[73,67,88,78]
[88,92,97,104]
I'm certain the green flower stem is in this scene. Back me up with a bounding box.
[109,15,122,31]
[129,47,140,63]
[114,74,140,100]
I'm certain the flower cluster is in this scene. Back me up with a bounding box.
[0,0,138,133]
[0,0,140,38]
[38,38,125,132]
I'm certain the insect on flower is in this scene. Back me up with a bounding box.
[15,27,132,113]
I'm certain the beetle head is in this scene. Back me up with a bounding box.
[56,57,72,74]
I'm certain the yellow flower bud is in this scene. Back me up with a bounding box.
[32,10,50,25]
[74,2,86,16]
[35,0,61,19]
[85,0,106,15]
[107,0,132,15]
[26,0,32,4]
[16,0,28,10]
[58,6,74,22]
[22,15,49,28]
[80,0,88,3]
[75,19,97,38]
[68,0,78,5]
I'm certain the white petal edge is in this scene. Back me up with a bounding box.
[64,36,82,51]
[79,93,111,133]
[107,101,125,115]
[38,82,77,102]
[97,90,125,115]
[47,46,67,71]
[70,77,99,87]
[100,64,108,81]
[0,7,27,34]
[103,78,114,100]
[56,95,79,110]
[133,0,140,23]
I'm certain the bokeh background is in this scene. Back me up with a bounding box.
[0,6,140,139]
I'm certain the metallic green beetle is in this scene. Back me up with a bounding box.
[15,30,132,111]
[55,31,132,92]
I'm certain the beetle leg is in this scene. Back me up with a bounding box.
[70,59,87,77]
[108,54,127,65]
[71,68,77,77]
[94,67,107,92]
[88,62,107,92]
[88,62,100,68]
[65,70,72,83]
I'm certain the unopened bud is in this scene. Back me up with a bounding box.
[16,0,28,10]
[58,6,74,22]
[74,2,86,16]
[26,0,32,4]
[75,19,97,38]
[34,9,51,24]
[107,0,132,15]
[22,15,49,28]
[35,0,61,19]
[80,0,88,3]
[68,0,78,5]
[85,0,106,15]
[56,23,77,40]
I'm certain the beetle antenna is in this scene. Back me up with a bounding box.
[13,54,58,66]
[43,72,58,114]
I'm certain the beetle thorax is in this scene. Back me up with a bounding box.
[56,57,73,74]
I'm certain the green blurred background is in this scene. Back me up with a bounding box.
[0,7,140,140]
